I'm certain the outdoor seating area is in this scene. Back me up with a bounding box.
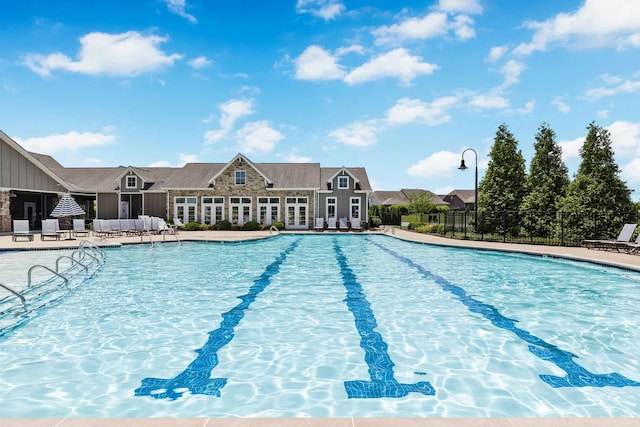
[313,217,364,232]
[582,223,640,254]
[92,216,174,238]
[11,220,33,242]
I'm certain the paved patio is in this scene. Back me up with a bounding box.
[1,228,639,426]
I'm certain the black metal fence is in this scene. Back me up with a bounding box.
[395,210,640,247]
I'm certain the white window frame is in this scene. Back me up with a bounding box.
[326,197,336,219]
[285,196,308,229]
[202,197,225,224]
[338,176,349,189]
[258,197,280,225]
[235,170,246,185]
[175,196,198,223]
[229,197,252,225]
[350,197,361,220]
[126,175,137,189]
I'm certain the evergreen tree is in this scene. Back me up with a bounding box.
[520,123,569,237]
[477,123,526,235]
[560,122,634,240]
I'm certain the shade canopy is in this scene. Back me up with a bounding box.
[50,193,86,218]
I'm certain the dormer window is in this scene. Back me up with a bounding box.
[338,176,349,189]
[235,170,246,185]
[126,176,137,189]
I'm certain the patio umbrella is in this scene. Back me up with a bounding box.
[50,193,86,240]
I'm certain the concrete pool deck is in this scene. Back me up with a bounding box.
[0,228,639,426]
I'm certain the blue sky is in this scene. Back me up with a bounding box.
[1,0,639,200]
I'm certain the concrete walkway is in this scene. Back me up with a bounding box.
[1,228,639,426]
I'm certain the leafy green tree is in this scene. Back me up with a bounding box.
[559,122,634,240]
[477,123,526,235]
[520,123,569,237]
[406,191,437,222]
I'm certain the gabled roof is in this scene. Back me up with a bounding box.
[320,167,372,191]
[208,153,272,186]
[0,133,74,191]
[115,166,157,185]
[446,189,476,204]
[370,189,448,206]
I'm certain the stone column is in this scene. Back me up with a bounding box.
[0,190,11,233]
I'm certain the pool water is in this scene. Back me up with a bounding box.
[1,234,639,417]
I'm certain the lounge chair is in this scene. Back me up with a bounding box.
[173,217,185,229]
[339,217,349,231]
[41,219,65,241]
[12,220,34,242]
[327,217,337,231]
[73,219,90,237]
[351,218,362,231]
[621,233,640,254]
[582,223,637,251]
[314,217,325,231]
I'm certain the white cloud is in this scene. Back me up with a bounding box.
[469,93,509,109]
[486,45,508,62]
[23,31,183,77]
[15,131,115,154]
[344,49,438,86]
[597,109,609,119]
[516,100,535,114]
[583,73,640,101]
[188,56,212,69]
[204,98,255,144]
[282,153,313,163]
[236,120,284,154]
[329,120,378,147]
[559,136,584,161]
[296,0,345,20]
[551,97,570,113]
[407,151,461,178]
[623,157,640,182]
[148,153,199,167]
[372,12,449,45]
[385,96,457,126]
[500,59,526,88]
[608,120,640,157]
[165,0,197,23]
[294,45,345,81]
[436,0,483,14]
[514,0,640,55]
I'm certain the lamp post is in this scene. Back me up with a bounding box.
[458,148,478,233]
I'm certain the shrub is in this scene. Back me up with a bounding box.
[271,221,285,230]
[407,222,426,230]
[215,220,232,230]
[184,221,202,231]
[242,220,261,231]
[370,217,382,228]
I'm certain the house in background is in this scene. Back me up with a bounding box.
[370,189,449,210]
[440,189,476,212]
[0,130,372,232]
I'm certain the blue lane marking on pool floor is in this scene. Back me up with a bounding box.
[135,239,301,401]
[333,240,435,399]
[370,238,640,389]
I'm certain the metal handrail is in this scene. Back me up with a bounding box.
[0,282,27,311]
[28,265,69,288]
[71,249,100,266]
[55,255,89,273]
[270,225,280,235]
[79,240,106,260]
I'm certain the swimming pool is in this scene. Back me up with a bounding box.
[1,234,639,417]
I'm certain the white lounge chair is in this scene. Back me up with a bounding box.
[41,219,65,241]
[327,217,337,231]
[12,220,34,242]
[173,217,185,228]
[339,217,349,231]
[351,218,362,231]
[314,217,325,231]
[582,223,637,251]
[73,219,90,237]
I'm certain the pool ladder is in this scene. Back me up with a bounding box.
[0,241,106,315]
